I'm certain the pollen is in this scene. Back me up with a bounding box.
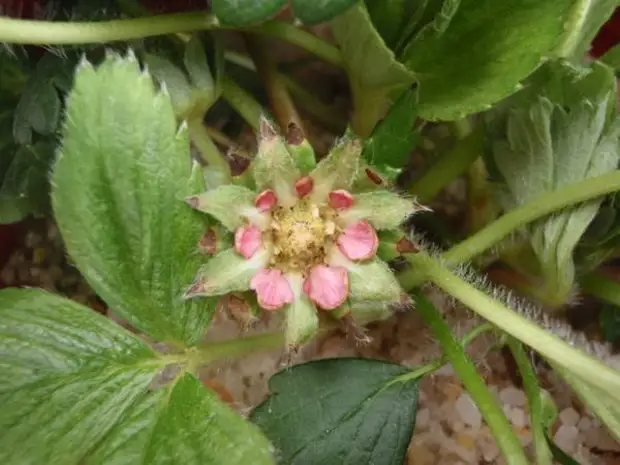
[269,199,338,273]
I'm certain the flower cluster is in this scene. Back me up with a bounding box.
[184,118,422,348]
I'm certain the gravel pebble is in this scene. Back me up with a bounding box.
[456,394,482,430]
[554,425,579,454]
[559,407,581,427]
[499,387,527,407]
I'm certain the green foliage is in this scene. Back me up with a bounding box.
[52,52,215,346]
[212,0,287,26]
[87,374,275,465]
[400,0,576,120]
[145,36,222,120]
[485,60,620,305]
[600,304,620,342]
[331,2,415,136]
[290,0,358,25]
[0,288,161,465]
[212,0,358,26]
[0,141,55,223]
[601,43,620,73]
[251,358,419,465]
[554,0,620,59]
[0,50,74,223]
[362,87,420,180]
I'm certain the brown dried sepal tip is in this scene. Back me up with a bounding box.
[396,237,418,254]
[341,313,372,347]
[184,277,206,299]
[286,122,304,145]
[185,196,200,209]
[216,294,258,330]
[197,228,218,255]
[365,168,384,185]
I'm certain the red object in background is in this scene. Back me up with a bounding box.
[590,8,620,57]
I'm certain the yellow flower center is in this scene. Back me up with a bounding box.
[268,199,338,274]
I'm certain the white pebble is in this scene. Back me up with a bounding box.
[559,407,580,427]
[416,408,431,429]
[435,363,455,376]
[499,387,527,407]
[510,408,528,428]
[577,417,592,431]
[554,425,579,454]
[455,394,482,430]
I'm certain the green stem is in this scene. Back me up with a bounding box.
[404,252,620,399]
[224,51,345,131]
[194,331,285,364]
[220,77,265,132]
[395,322,495,383]
[413,293,529,465]
[580,272,620,306]
[0,14,343,67]
[409,124,484,202]
[507,337,554,465]
[244,34,304,134]
[445,170,620,266]
[245,24,343,68]
[187,119,232,184]
[205,126,251,159]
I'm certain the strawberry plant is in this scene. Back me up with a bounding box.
[1,1,620,464]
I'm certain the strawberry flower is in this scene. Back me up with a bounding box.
[184,118,423,348]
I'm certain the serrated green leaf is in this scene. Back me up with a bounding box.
[401,0,576,120]
[212,0,287,26]
[52,53,215,346]
[291,0,357,25]
[554,0,620,59]
[485,60,620,305]
[251,358,418,465]
[184,36,215,95]
[363,87,420,171]
[364,0,421,50]
[88,374,275,465]
[0,141,55,224]
[331,2,415,136]
[11,52,79,145]
[144,54,193,116]
[0,288,160,465]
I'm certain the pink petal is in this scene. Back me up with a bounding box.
[234,225,262,259]
[255,190,278,212]
[304,265,349,310]
[295,176,314,198]
[250,268,294,310]
[328,190,354,210]
[337,221,378,260]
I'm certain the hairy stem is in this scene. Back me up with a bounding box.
[0,14,343,67]
[224,51,345,131]
[220,77,266,132]
[507,337,554,465]
[409,124,484,202]
[403,252,620,399]
[413,293,529,465]
[206,126,251,159]
[244,34,304,135]
[445,170,620,265]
